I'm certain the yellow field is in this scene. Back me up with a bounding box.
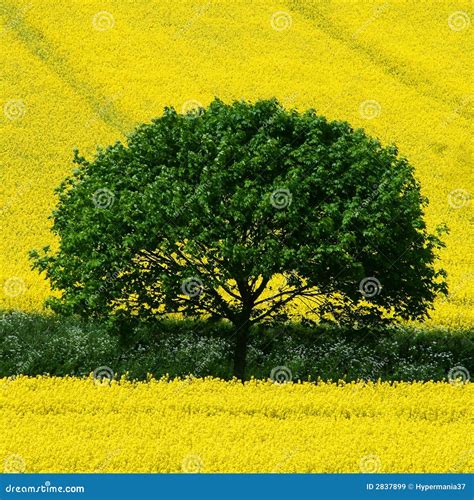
[0,0,472,326]
[1,376,472,473]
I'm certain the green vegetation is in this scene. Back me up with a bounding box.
[1,312,471,382]
[30,99,447,379]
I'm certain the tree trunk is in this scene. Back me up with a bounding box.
[232,319,249,380]
[112,314,138,349]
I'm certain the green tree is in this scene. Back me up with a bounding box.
[31,98,447,379]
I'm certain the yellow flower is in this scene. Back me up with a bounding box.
[0,0,472,327]
[0,376,472,473]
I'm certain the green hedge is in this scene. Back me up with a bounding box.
[0,311,472,381]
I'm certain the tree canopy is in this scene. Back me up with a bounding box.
[31,98,447,378]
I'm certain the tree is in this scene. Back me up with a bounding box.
[30,98,447,379]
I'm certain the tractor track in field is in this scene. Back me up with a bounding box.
[286,0,467,113]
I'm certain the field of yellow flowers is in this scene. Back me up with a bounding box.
[0,0,472,327]
[1,376,473,473]
[0,1,472,477]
